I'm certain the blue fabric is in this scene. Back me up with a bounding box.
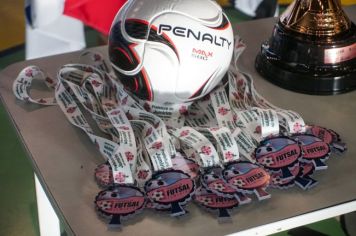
[24,0,33,27]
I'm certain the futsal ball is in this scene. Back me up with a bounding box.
[109,0,234,104]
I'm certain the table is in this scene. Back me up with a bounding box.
[1,6,356,236]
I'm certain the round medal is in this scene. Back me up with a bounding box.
[145,170,195,217]
[95,185,145,227]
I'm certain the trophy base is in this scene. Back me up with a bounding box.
[256,53,356,95]
[256,23,356,95]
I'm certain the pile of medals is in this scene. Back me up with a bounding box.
[13,39,346,227]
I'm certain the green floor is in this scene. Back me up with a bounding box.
[0,98,39,236]
[0,8,349,236]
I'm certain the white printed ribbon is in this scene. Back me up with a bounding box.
[55,78,134,184]
[12,43,308,186]
[170,127,220,168]
[131,120,173,172]
[240,71,306,134]
[195,127,240,164]
[13,66,57,105]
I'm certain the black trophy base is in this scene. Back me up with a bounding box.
[256,52,356,95]
[256,23,356,95]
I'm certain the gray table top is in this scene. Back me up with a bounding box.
[1,6,355,236]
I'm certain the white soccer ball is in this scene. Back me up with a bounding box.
[109,0,234,104]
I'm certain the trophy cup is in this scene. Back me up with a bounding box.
[255,0,356,95]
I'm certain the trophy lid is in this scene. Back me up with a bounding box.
[280,0,352,37]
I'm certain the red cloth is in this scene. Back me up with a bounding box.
[64,0,127,35]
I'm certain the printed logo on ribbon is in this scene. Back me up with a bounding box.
[170,127,220,168]
[13,66,57,105]
[80,51,110,73]
[211,86,237,131]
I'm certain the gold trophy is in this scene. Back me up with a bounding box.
[256,0,356,94]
